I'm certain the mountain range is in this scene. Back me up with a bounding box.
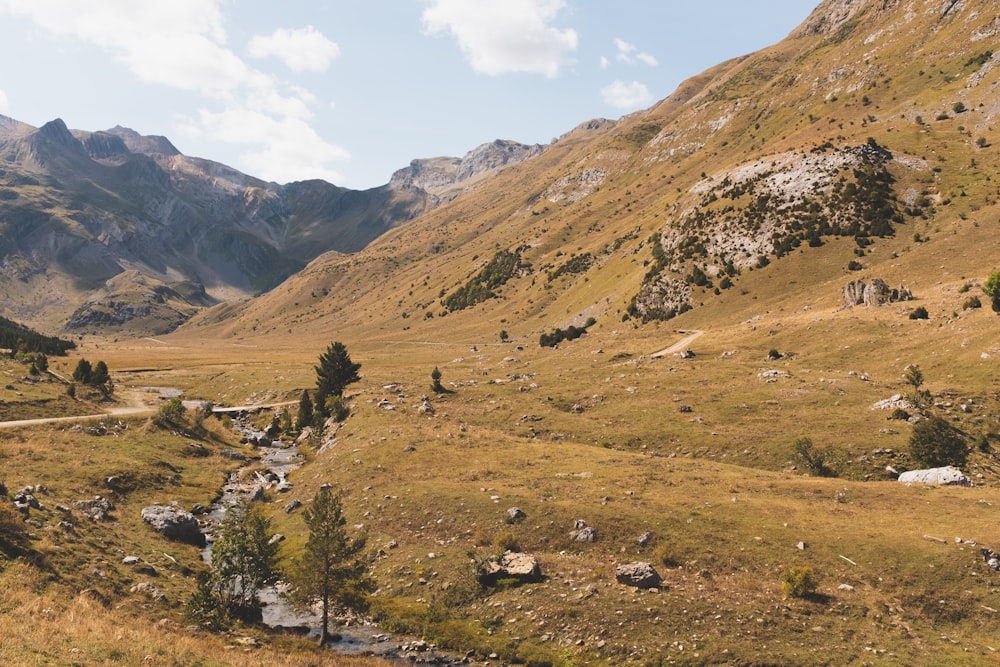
[0,0,997,346]
[0,116,543,334]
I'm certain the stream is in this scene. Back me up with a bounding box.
[201,413,471,665]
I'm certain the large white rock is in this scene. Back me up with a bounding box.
[898,466,970,486]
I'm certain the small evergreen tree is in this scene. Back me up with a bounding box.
[296,390,314,431]
[431,366,445,393]
[314,342,361,418]
[72,359,93,384]
[288,488,373,645]
[903,365,923,389]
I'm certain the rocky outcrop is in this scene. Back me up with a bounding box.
[570,519,597,543]
[898,467,971,486]
[141,505,206,546]
[390,139,545,201]
[843,279,913,308]
[478,551,543,586]
[74,497,115,521]
[615,562,662,589]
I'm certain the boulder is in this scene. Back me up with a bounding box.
[898,466,971,486]
[505,507,526,524]
[571,526,597,543]
[141,505,206,546]
[863,278,891,306]
[615,562,661,589]
[479,551,543,586]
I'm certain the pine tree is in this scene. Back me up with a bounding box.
[314,342,361,418]
[288,487,373,645]
[295,390,314,431]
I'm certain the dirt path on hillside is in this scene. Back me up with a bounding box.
[651,330,705,358]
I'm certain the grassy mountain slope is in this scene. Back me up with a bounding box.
[4,0,1000,664]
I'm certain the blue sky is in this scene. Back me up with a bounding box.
[0,1,819,189]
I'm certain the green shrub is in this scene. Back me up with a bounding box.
[781,565,817,598]
[909,306,929,320]
[909,415,969,468]
[792,437,835,477]
[963,296,982,310]
[156,397,186,425]
[984,270,1000,312]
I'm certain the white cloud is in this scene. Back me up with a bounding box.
[636,52,658,67]
[600,80,653,109]
[599,55,609,70]
[178,107,348,184]
[612,37,657,67]
[0,0,348,184]
[248,26,340,73]
[421,0,578,78]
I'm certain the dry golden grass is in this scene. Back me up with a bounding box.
[0,562,391,666]
[4,2,1000,665]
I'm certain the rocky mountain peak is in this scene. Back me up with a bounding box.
[390,139,545,201]
[37,118,83,151]
[105,125,180,157]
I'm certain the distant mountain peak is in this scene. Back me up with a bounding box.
[389,138,545,200]
[105,125,180,157]
[37,118,82,150]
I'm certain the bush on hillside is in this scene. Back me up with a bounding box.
[780,565,817,598]
[909,415,969,468]
[984,270,1000,312]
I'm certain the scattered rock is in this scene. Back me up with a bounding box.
[74,497,115,521]
[505,507,526,524]
[570,525,597,543]
[131,582,166,602]
[637,531,654,547]
[872,394,914,411]
[284,499,302,513]
[141,505,206,546]
[268,534,285,545]
[615,562,661,589]
[982,548,1000,571]
[13,488,41,511]
[417,399,435,414]
[898,467,971,486]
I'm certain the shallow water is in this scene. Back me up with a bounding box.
[201,418,469,663]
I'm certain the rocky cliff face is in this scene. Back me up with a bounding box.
[390,139,545,202]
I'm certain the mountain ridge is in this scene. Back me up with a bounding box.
[0,114,545,334]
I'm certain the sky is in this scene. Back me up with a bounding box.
[0,1,820,190]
